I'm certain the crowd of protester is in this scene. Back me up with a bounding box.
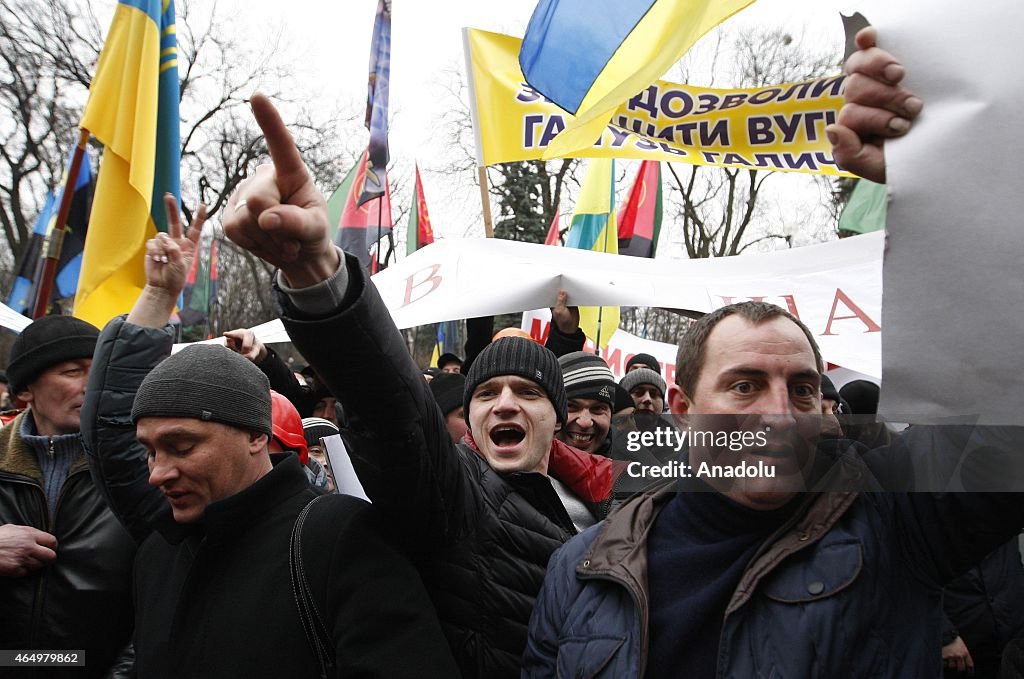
[0,27,1022,679]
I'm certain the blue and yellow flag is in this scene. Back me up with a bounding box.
[520,0,755,159]
[74,0,180,327]
[564,158,619,350]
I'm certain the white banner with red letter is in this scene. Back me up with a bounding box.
[156,234,882,377]
[369,233,883,377]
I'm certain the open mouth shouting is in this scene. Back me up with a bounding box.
[489,423,526,451]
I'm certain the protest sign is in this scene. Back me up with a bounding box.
[464,28,852,176]
[864,1,1024,425]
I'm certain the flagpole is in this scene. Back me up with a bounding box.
[594,167,615,358]
[33,128,90,319]
[477,166,494,238]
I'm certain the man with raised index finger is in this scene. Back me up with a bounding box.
[222,93,617,679]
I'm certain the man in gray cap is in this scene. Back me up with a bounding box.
[619,367,667,420]
[81,198,455,679]
[0,314,135,678]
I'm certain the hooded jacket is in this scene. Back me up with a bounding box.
[0,412,135,679]
[276,252,617,679]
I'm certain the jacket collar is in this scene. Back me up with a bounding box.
[578,482,861,614]
[0,411,88,482]
[463,431,613,503]
[185,454,310,544]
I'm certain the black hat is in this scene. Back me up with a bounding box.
[821,375,851,415]
[558,351,616,406]
[436,352,463,370]
[839,379,879,415]
[625,353,660,373]
[132,344,272,435]
[463,337,566,424]
[302,416,339,450]
[429,372,465,417]
[613,384,634,413]
[820,375,841,403]
[7,315,100,393]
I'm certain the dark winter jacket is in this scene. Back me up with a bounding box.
[0,411,135,679]
[942,538,1024,677]
[524,457,1024,679]
[276,253,615,679]
[81,316,458,678]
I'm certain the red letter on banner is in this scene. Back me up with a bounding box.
[821,289,881,335]
[402,264,442,307]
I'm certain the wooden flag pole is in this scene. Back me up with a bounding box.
[477,166,494,238]
[32,128,90,319]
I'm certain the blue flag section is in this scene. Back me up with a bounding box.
[6,150,94,315]
[150,0,182,233]
[520,0,656,115]
[359,0,391,206]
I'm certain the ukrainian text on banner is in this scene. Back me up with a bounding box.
[464,28,852,177]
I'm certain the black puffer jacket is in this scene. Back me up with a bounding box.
[0,412,135,679]
[277,254,615,679]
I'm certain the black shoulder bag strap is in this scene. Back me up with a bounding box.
[289,494,335,679]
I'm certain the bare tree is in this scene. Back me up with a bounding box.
[629,27,841,341]
[665,27,841,259]
[438,68,579,243]
[0,0,366,334]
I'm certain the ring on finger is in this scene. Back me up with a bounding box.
[235,199,248,213]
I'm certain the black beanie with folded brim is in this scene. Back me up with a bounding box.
[7,315,100,393]
[132,344,272,435]
[463,337,566,424]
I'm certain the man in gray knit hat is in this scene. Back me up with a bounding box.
[80,197,456,679]
[619,367,667,419]
[0,314,136,678]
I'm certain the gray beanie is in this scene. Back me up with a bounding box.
[558,351,616,406]
[132,344,272,435]
[619,368,666,398]
[463,337,566,424]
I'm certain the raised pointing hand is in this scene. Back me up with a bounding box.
[222,93,339,288]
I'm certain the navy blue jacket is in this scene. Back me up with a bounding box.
[524,463,1024,678]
